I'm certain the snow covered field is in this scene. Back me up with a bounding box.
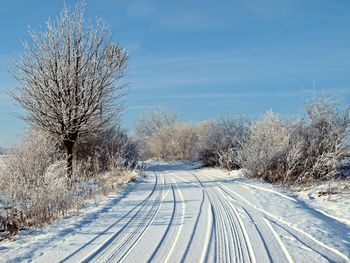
[0,163,349,262]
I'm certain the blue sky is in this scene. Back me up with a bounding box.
[0,0,350,145]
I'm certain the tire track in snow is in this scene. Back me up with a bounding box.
[170,172,213,263]
[82,172,167,263]
[146,175,184,263]
[263,218,294,263]
[212,176,335,262]
[59,172,159,263]
[225,192,256,263]
[215,186,278,262]
[202,176,255,263]
[202,171,350,262]
[163,175,185,263]
[268,219,334,262]
[106,174,168,262]
[238,205,274,262]
[207,187,226,262]
[188,171,254,262]
[208,183,246,262]
[174,172,215,263]
[209,170,297,202]
[215,191,239,262]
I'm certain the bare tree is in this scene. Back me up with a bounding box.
[135,107,178,139]
[135,107,178,160]
[10,3,127,179]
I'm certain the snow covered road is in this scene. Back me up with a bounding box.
[1,163,350,262]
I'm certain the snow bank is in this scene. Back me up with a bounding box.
[295,180,350,226]
[225,168,350,227]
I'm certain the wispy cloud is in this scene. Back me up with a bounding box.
[124,0,231,30]
[128,90,303,104]
[129,46,350,90]
[238,0,296,18]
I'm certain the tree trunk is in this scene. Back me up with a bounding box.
[63,137,76,181]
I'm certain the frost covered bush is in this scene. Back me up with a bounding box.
[75,125,140,177]
[148,123,199,161]
[239,111,290,182]
[95,169,136,196]
[135,107,199,161]
[0,128,138,236]
[0,130,69,229]
[241,99,350,185]
[170,123,199,160]
[199,117,250,169]
[135,107,178,160]
[284,98,350,184]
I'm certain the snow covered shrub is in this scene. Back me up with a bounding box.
[96,169,136,196]
[240,111,291,182]
[148,129,170,161]
[0,130,68,228]
[75,125,140,177]
[74,126,140,196]
[148,123,199,161]
[171,123,199,160]
[0,126,139,239]
[283,98,350,184]
[241,99,350,185]
[199,117,250,169]
[135,107,178,160]
[136,108,200,161]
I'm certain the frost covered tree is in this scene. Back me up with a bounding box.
[135,107,178,139]
[10,3,127,179]
[135,107,178,160]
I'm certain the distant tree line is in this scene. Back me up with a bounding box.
[136,97,350,186]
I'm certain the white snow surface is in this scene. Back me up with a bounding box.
[0,162,349,263]
[294,180,350,226]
